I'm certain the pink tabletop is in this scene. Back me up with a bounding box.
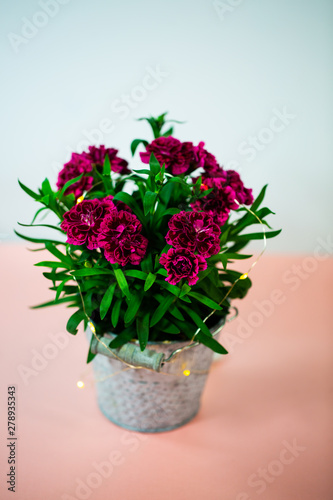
[0,244,332,500]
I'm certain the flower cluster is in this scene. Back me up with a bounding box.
[160,211,221,286]
[18,113,280,356]
[60,198,148,265]
[191,165,254,225]
[57,146,129,198]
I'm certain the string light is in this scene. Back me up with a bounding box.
[77,380,85,389]
[88,321,96,334]
[239,273,248,280]
[183,370,191,376]
[76,195,84,204]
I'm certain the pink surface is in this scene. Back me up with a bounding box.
[0,244,332,500]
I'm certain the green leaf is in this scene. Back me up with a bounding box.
[178,304,211,337]
[195,332,228,354]
[71,268,114,277]
[208,252,252,269]
[156,268,168,277]
[132,169,151,175]
[31,296,77,309]
[138,117,160,139]
[112,192,144,221]
[31,206,49,224]
[196,266,214,282]
[66,310,86,335]
[57,174,83,200]
[169,305,185,321]
[86,333,97,363]
[167,176,190,186]
[103,153,111,176]
[180,284,191,297]
[144,272,156,291]
[251,184,268,212]
[221,252,252,260]
[161,126,173,137]
[150,294,175,327]
[124,292,143,324]
[231,207,274,235]
[14,230,65,246]
[111,298,122,328]
[220,226,231,246]
[34,260,71,269]
[124,270,147,280]
[143,191,157,216]
[41,178,53,196]
[159,182,174,205]
[159,207,181,218]
[155,279,180,298]
[157,319,180,334]
[18,180,41,201]
[40,194,50,205]
[109,328,135,349]
[155,163,165,185]
[230,229,282,242]
[136,312,150,351]
[130,139,148,156]
[43,270,70,282]
[100,282,117,320]
[18,222,64,233]
[45,242,72,266]
[149,153,161,175]
[141,253,153,273]
[114,269,131,299]
[55,278,71,301]
[188,292,223,310]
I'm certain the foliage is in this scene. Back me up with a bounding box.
[16,113,280,361]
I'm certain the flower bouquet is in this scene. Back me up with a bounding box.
[16,113,280,431]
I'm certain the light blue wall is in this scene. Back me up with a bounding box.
[1,0,332,252]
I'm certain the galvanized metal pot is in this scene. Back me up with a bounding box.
[88,319,225,433]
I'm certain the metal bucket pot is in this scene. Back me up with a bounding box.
[88,318,225,433]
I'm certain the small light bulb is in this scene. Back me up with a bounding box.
[89,321,96,334]
[77,381,85,389]
[183,369,191,377]
[76,195,84,204]
[240,273,248,280]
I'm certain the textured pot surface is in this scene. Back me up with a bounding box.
[89,320,224,432]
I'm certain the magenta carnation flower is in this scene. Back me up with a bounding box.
[191,184,238,226]
[140,136,198,175]
[201,166,253,205]
[166,211,221,258]
[83,145,130,175]
[194,141,220,173]
[98,211,148,266]
[191,165,253,224]
[160,248,207,286]
[60,198,115,250]
[57,153,93,198]
[224,170,254,205]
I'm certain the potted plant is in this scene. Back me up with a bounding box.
[16,113,280,432]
